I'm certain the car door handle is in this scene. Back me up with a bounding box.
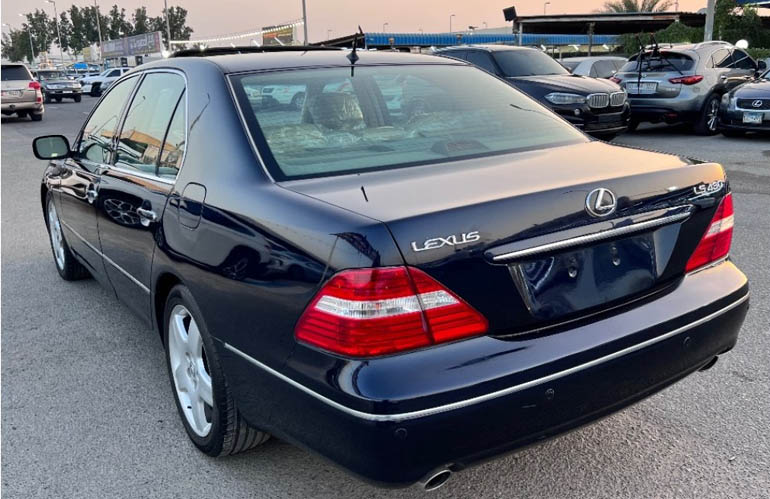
[136,207,158,225]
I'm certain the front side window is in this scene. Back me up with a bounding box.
[115,72,185,175]
[232,64,586,180]
[493,49,570,77]
[78,75,138,164]
[732,50,756,70]
[108,70,121,78]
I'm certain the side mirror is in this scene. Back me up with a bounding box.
[757,60,767,71]
[33,135,71,160]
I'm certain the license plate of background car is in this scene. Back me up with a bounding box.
[742,112,763,124]
[626,82,657,95]
[1,90,23,97]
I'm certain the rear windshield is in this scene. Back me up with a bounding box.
[2,66,31,81]
[620,52,695,72]
[493,50,570,77]
[231,64,586,180]
[561,60,580,71]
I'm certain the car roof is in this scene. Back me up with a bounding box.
[153,49,463,74]
[560,56,627,62]
[438,44,536,53]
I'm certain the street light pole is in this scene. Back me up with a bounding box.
[704,0,716,41]
[301,0,308,45]
[544,2,551,15]
[449,14,455,33]
[18,14,36,66]
[45,0,64,65]
[382,22,389,32]
[163,0,172,49]
[92,0,103,65]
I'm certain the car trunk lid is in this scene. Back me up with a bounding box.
[282,141,727,335]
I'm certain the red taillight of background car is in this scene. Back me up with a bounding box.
[28,81,41,90]
[669,75,704,85]
[686,193,734,272]
[294,266,488,357]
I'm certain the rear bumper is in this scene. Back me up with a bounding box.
[44,89,82,97]
[219,261,748,486]
[1,101,43,113]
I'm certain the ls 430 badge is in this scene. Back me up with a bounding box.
[411,231,480,253]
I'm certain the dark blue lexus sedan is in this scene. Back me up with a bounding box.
[33,47,748,490]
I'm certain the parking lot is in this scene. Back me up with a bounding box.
[2,99,769,498]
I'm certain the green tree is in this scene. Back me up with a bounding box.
[107,5,133,39]
[602,0,673,13]
[22,10,53,54]
[1,28,35,63]
[132,7,151,34]
[151,6,193,45]
[52,11,74,53]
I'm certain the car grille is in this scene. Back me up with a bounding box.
[610,91,627,107]
[587,93,609,108]
[737,98,770,110]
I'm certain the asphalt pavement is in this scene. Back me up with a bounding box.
[2,100,769,499]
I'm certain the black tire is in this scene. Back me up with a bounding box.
[30,112,43,121]
[291,91,306,110]
[591,132,618,141]
[721,129,745,138]
[43,92,52,103]
[693,94,721,135]
[89,82,101,97]
[73,95,82,103]
[45,194,90,280]
[163,284,269,456]
[54,97,62,103]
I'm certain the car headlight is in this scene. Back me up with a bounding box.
[545,92,587,105]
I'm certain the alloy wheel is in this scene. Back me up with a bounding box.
[707,98,719,131]
[47,200,65,270]
[168,305,213,437]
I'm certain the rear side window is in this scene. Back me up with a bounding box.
[1,65,31,81]
[593,60,618,78]
[465,51,499,74]
[232,64,586,180]
[561,60,580,72]
[620,52,695,72]
[78,76,138,164]
[712,49,732,68]
[115,72,185,175]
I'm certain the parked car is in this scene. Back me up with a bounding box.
[33,47,748,490]
[612,41,767,134]
[436,45,630,140]
[1,63,44,121]
[33,69,83,103]
[718,68,769,136]
[79,67,132,96]
[561,56,628,78]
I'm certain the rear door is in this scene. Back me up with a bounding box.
[96,70,186,321]
[727,49,758,88]
[58,75,139,281]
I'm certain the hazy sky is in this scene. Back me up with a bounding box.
[1,1,722,43]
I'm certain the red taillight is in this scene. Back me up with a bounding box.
[295,266,488,357]
[28,81,41,90]
[669,75,703,85]
[609,76,621,84]
[686,193,734,272]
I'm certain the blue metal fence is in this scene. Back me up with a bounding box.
[364,32,621,47]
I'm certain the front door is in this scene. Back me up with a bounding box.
[58,75,139,283]
[97,71,187,322]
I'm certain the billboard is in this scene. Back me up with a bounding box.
[262,25,294,46]
[102,32,163,58]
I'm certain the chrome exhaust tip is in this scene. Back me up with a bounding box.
[418,469,452,491]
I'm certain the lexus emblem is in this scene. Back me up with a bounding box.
[585,188,617,217]
[752,99,763,108]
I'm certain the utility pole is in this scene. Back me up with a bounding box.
[46,0,64,66]
[449,14,455,33]
[704,0,716,41]
[301,0,308,45]
[163,0,172,48]
[93,0,103,65]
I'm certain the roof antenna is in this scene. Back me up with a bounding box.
[347,26,364,76]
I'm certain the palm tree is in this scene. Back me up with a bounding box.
[601,0,673,13]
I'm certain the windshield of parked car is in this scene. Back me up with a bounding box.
[493,49,570,77]
[560,60,580,71]
[37,71,65,80]
[232,64,586,180]
[620,52,695,72]
[1,65,31,81]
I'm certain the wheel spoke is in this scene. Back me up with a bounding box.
[173,362,190,392]
[187,319,202,355]
[197,366,213,406]
[172,313,189,349]
[190,397,207,431]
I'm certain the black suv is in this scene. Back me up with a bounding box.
[436,45,630,139]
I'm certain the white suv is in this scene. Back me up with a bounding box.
[79,67,132,97]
